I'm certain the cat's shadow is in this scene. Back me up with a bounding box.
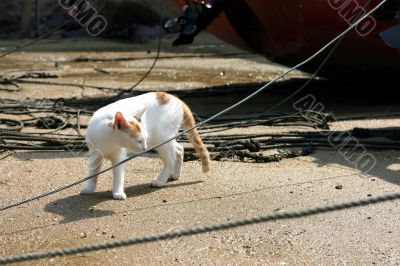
[44,181,203,224]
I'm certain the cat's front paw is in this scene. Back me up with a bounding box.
[113,192,127,200]
[150,180,166,188]
[80,187,96,195]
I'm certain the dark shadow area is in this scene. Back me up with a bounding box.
[57,77,400,118]
[307,133,400,187]
[0,0,176,41]
[43,180,203,224]
[310,149,400,186]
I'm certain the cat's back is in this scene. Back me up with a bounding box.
[145,92,184,125]
[104,92,182,118]
[87,93,156,128]
[86,92,182,141]
[94,93,152,118]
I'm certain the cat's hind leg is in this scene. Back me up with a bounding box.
[169,143,184,182]
[80,149,103,195]
[152,141,177,188]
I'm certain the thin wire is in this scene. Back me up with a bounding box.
[119,0,163,94]
[124,31,162,92]
[0,0,388,212]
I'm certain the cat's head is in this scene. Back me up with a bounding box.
[108,109,147,152]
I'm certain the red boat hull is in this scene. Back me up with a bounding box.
[175,0,400,82]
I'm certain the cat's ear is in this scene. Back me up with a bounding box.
[132,107,146,121]
[113,112,130,130]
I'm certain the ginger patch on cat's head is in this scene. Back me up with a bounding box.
[156,92,171,105]
[109,112,141,137]
[128,121,141,138]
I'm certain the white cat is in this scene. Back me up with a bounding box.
[81,92,210,200]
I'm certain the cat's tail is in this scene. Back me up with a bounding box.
[181,102,211,173]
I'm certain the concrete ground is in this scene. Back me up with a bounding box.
[0,33,400,265]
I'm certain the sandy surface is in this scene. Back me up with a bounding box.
[1,34,400,265]
[0,33,306,100]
